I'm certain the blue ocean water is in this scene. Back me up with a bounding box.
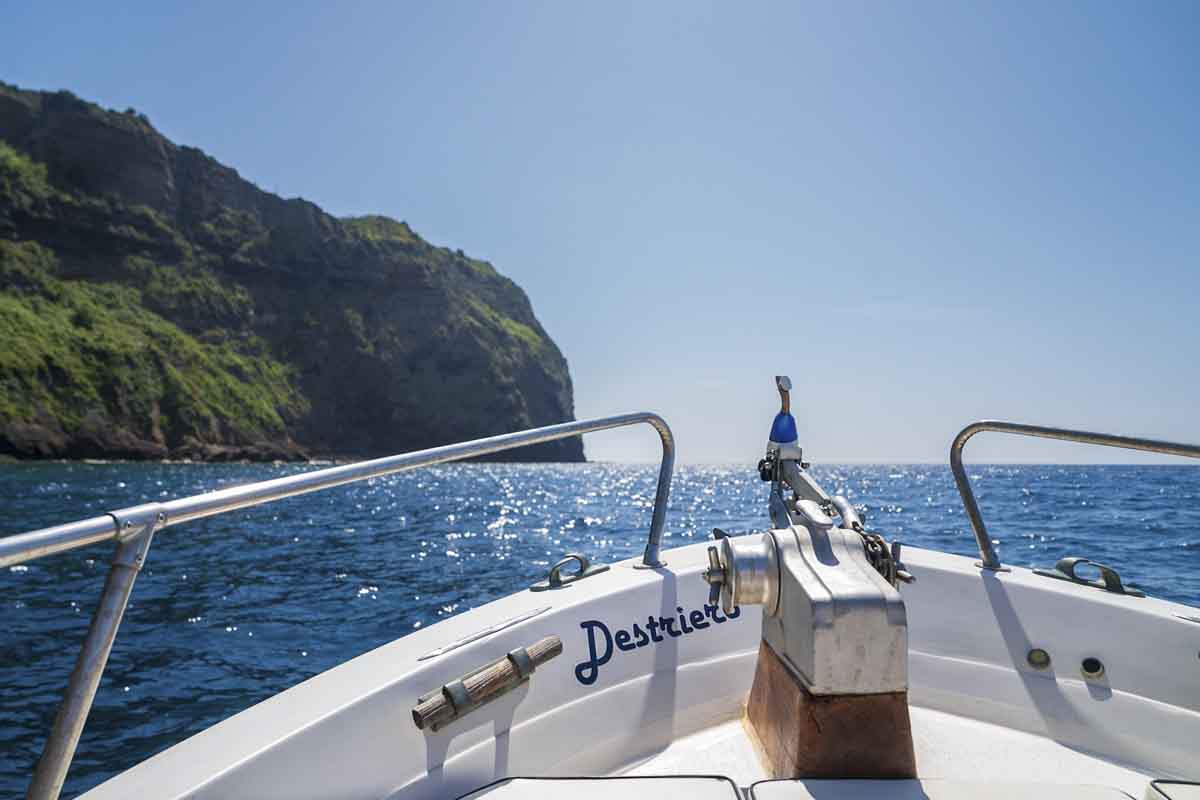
[1,462,1198,797]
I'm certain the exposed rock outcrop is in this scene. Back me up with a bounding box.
[0,81,582,461]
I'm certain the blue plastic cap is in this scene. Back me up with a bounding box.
[769,412,798,444]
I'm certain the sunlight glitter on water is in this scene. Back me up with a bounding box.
[0,462,1198,797]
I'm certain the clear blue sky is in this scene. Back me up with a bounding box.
[4,2,1198,463]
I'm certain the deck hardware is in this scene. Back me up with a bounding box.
[416,606,551,661]
[704,544,727,606]
[757,453,776,482]
[411,635,562,732]
[530,553,609,591]
[703,529,733,605]
[706,530,779,615]
[27,503,167,800]
[950,421,1200,571]
[830,499,913,587]
[1033,557,1144,597]
[723,376,915,779]
[1081,657,1105,679]
[1027,648,1052,670]
[0,412,671,800]
[891,541,915,585]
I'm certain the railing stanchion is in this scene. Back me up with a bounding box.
[637,415,675,568]
[0,413,675,799]
[27,508,162,800]
[951,420,1200,571]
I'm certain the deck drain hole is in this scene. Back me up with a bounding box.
[1027,648,1051,669]
[1081,657,1105,679]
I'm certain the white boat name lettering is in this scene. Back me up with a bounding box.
[574,604,742,685]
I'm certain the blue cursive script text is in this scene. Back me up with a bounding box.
[574,603,742,685]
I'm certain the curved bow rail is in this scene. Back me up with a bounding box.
[0,412,675,800]
[951,420,1200,571]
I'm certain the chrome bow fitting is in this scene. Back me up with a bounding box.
[703,375,912,696]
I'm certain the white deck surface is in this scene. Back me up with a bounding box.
[749,780,1133,799]
[626,705,1151,798]
[462,776,740,798]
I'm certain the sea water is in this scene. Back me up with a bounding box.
[1,462,1198,796]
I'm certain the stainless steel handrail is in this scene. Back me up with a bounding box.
[3,412,674,800]
[951,420,1200,571]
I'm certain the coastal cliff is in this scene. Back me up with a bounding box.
[0,81,583,461]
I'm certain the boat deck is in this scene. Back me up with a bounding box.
[70,542,1200,800]
[625,705,1150,798]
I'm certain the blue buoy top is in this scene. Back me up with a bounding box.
[769,411,798,444]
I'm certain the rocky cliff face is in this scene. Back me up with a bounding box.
[0,81,583,461]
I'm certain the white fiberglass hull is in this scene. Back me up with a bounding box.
[80,539,1200,799]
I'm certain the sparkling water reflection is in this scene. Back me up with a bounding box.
[1,462,1198,796]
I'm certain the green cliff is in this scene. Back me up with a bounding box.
[0,81,582,461]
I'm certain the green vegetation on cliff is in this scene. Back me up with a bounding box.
[0,240,305,458]
[0,140,50,203]
[0,81,581,461]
